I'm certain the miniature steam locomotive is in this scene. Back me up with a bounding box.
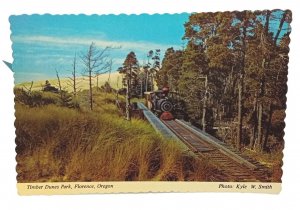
[144,87,186,120]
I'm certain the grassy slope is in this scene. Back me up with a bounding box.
[15,90,214,182]
[16,72,123,92]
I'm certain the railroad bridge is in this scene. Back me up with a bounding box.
[137,102,271,182]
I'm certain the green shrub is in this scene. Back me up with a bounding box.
[14,88,79,109]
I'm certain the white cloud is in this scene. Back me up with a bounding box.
[12,35,180,53]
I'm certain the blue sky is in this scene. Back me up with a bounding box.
[10,14,189,83]
[10,11,290,84]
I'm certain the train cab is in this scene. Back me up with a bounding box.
[144,91,155,111]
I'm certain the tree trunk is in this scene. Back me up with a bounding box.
[73,73,76,96]
[236,24,247,151]
[202,101,206,132]
[89,68,93,111]
[250,125,257,150]
[255,58,266,152]
[126,67,132,121]
[274,11,287,45]
[202,76,208,132]
[255,102,263,152]
[56,70,63,101]
[237,72,244,150]
[126,78,131,121]
[263,103,274,150]
[249,93,258,149]
[96,75,99,91]
[145,71,148,92]
[72,54,77,96]
[151,74,154,91]
[140,79,143,98]
[265,10,271,35]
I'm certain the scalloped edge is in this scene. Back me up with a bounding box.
[10,10,291,195]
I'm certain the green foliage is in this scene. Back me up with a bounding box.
[100,81,115,93]
[119,50,161,97]
[118,51,140,97]
[14,88,79,109]
[156,47,183,90]
[157,10,291,153]
[178,43,207,125]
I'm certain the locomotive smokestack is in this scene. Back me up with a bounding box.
[162,86,170,95]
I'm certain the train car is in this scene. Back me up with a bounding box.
[144,88,186,120]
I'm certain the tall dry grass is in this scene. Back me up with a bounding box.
[15,91,215,182]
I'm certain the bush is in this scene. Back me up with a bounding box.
[14,88,79,109]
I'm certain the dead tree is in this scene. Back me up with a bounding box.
[80,42,112,111]
[67,53,80,96]
[56,69,63,100]
[22,81,33,95]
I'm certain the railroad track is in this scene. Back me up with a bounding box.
[162,119,270,182]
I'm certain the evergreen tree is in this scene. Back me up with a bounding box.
[156,47,183,90]
[159,10,291,153]
[119,51,140,97]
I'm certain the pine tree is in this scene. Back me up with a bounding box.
[118,51,140,120]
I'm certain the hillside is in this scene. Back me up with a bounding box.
[16,72,123,92]
[14,89,217,182]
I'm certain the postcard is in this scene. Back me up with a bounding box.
[10,10,291,195]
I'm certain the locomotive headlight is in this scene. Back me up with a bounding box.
[159,99,173,112]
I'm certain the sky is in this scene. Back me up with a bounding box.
[10,14,190,83]
[10,11,290,84]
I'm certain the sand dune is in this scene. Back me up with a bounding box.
[16,72,124,92]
